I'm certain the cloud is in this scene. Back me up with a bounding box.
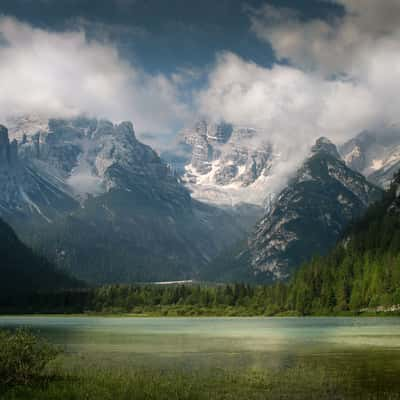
[0,16,188,135]
[200,51,384,144]
[249,1,400,78]
[196,1,400,193]
[245,1,400,133]
[196,52,381,193]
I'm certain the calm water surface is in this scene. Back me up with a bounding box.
[1,316,400,373]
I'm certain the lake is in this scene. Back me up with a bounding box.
[1,316,400,376]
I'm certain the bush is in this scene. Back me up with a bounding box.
[0,329,60,386]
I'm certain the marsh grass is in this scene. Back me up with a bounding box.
[3,357,400,400]
[2,329,400,399]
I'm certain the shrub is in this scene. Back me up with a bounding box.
[0,329,60,386]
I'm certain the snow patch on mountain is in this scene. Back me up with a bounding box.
[180,120,279,207]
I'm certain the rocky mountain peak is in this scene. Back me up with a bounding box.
[116,121,136,140]
[244,139,383,281]
[311,137,341,159]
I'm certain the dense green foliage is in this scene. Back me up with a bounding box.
[89,283,290,316]
[0,329,59,387]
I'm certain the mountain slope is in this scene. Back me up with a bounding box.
[284,170,400,314]
[1,117,246,284]
[0,217,81,295]
[204,137,383,283]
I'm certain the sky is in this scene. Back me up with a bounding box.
[0,0,399,161]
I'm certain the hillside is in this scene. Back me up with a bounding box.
[0,217,81,295]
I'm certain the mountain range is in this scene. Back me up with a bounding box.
[0,118,246,284]
[1,114,399,286]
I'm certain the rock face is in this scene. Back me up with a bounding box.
[0,117,246,284]
[0,124,77,222]
[205,137,383,283]
[181,120,276,207]
[340,128,400,189]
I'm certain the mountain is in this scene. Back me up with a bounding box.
[203,137,383,283]
[340,127,400,188]
[180,120,276,207]
[282,169,400,314]
[0,117,246,284]
[0,216,80,295]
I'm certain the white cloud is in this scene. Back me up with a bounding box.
[198,51,379,147]
[246,1,400,133]
[191,2,400,194]
[196,51,382,193]
[0,16,188,135]
[249,1,400,79]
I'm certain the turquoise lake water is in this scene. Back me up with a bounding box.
[1,316,400,373]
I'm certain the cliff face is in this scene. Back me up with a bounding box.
[181,120,276,207]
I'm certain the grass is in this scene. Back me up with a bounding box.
[2,327,400,399]
[2,352,400,400]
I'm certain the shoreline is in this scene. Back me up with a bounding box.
[1,311,400,318]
